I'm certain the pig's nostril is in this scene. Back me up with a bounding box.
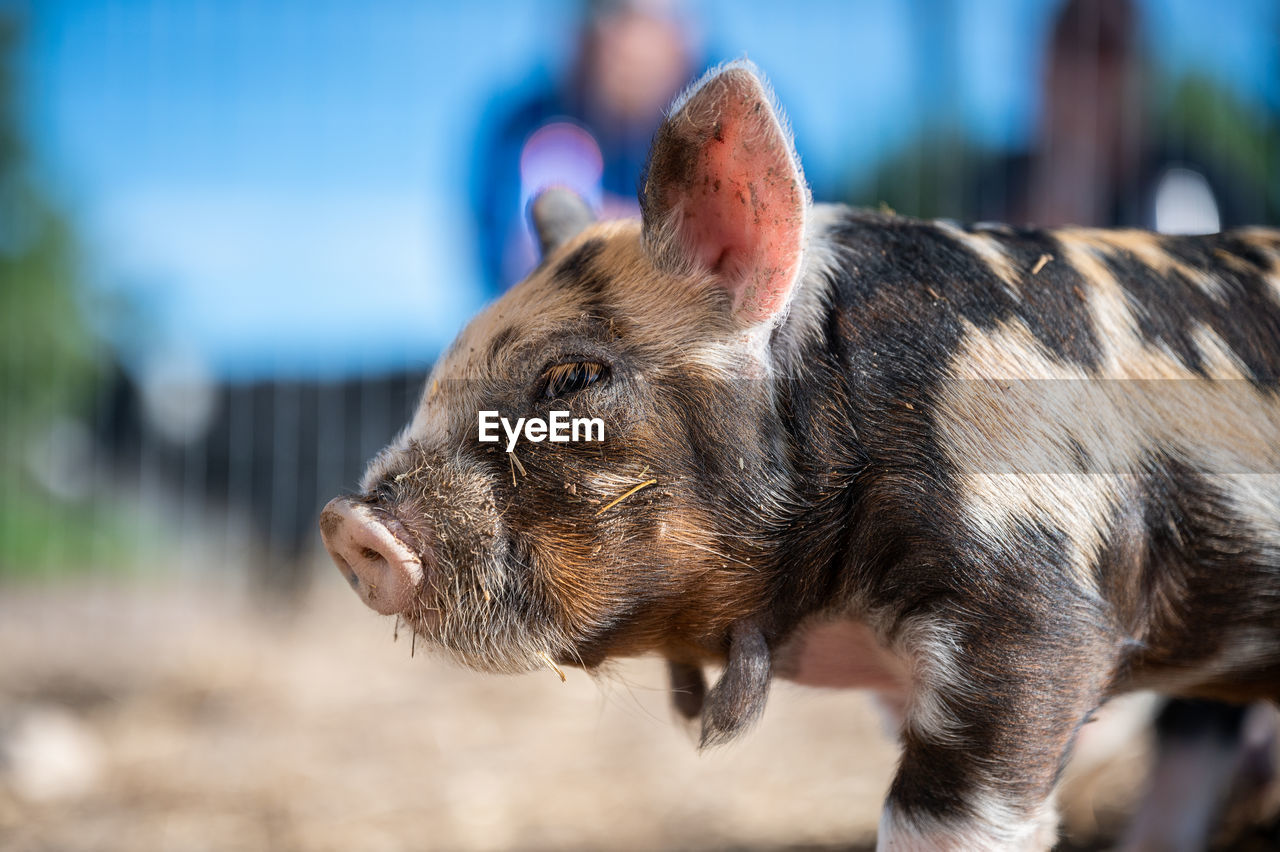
[319,497,425,616]
[329,555,360,589]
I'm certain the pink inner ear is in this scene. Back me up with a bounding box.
[671,72,806,324]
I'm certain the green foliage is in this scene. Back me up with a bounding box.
[0,16,97,443]
[1162,74,1280,224]
[844,126,994,221]
[0,14,112,578]
[0,488,154,579]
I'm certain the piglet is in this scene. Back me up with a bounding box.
[321,62,1280,850]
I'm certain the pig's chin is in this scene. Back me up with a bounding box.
[365,451,573,675]
[396,549,572,676]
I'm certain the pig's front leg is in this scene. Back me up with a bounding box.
[875,614,1113,851]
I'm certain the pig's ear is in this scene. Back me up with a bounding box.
[641,62,809,326]
[530,187,596,258]
[699,622,772,748]
[668,660,707,720]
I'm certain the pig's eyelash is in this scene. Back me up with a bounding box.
[540,360,608,400]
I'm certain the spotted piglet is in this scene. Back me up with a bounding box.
[320,62,1280,850]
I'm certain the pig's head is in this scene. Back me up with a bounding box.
[321,63,831,745]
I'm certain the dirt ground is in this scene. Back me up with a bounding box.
[0,571,1268,851]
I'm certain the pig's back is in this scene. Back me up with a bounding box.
[814,210,1280,701]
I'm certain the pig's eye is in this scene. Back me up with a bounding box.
[541,361,607,400]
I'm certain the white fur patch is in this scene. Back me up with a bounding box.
[877,795,1058,851]
[934,220,1021,292]
[891,616,972,747]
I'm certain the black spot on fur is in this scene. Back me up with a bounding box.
[826,213,1102,376]
[674,384,740,496]
[1091,452,1280,700]
[1141,458,1272,630]
[551,238,619,323]
[1163,234,1272,278]
[974,227,1103,369]
[889,735,975,822]
[553,238,607,295]
[1101,233,1280,388]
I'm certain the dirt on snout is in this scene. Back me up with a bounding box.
[0,573,1236,852]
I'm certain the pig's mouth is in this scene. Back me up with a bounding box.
[321,485,572,675]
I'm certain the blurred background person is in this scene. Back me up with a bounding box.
[849,0,1276,233]
[989,0,1251,232]
[472,0,702,297]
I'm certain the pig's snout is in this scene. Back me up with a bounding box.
[320,498,425,615]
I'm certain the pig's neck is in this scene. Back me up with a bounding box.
[745,206,879,638]
[757,205,966,643]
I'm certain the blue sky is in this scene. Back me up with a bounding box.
[10,0,1279,380]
